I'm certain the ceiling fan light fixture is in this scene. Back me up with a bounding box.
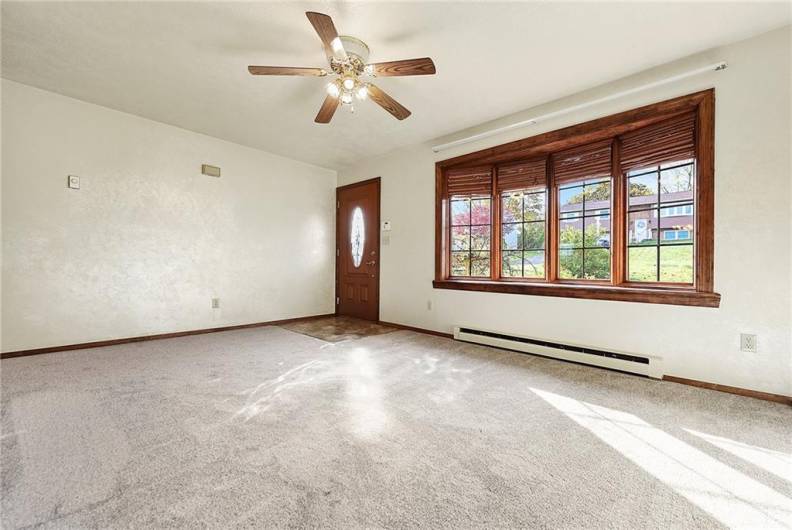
[340,92,354,105]
[342,77,356,90]
[326,81,340,97]
[356,84,369,100]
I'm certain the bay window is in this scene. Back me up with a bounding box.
[434,90,719,307]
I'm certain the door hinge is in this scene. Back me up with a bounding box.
[336,297,340,305]
[336,248,339,256]
[337,201,340,209]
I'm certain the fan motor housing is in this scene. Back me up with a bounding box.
[339,36,370,64]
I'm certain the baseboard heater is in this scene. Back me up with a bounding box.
[454,326,663,378]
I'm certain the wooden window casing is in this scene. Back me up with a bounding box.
[433,90,720,307]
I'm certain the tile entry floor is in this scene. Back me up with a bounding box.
[280,315,398,343]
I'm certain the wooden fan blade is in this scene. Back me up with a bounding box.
[305,11,346,60]
[367,58,436,77]
[367,84,411,120]
[248,66,327,76]
[315,94,340,123]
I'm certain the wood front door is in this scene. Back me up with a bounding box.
[336,178,380,321]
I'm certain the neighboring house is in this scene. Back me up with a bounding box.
[559,190,694,247]
[627,190,694,244]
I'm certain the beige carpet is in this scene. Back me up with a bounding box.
[1,325,791,529]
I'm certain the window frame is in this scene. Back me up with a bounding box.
[498,187,548,282]
[554,176,613,283]
[433,89,719,308]
[624,159,696,286]
[448,195,492,278]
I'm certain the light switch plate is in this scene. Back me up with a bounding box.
[67,175,80,189]
[382,221,392,231]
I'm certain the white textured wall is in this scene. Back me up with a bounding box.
[338,27,792,396]
[2,80,336,352]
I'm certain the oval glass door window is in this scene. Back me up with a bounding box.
[351,207,365,267]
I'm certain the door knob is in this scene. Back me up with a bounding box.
[366,260,376,266]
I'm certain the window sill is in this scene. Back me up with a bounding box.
[432,279,721,307]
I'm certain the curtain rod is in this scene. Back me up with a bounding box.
[431,61,727,154]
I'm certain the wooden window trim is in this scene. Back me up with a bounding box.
[434,89,720,308]
[431,279,721,307]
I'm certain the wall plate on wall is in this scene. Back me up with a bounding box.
[202,164,221,178]
[67,175,80,189]
[740,333,757,353]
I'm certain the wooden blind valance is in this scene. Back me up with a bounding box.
[446,167,492,196]
[620,112,696,172]
[496,158,547,193]
[553,140,612,184]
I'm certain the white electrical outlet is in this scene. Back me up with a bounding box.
[211,298,220,309]
[67,175,80,189]
[740,333,757,353]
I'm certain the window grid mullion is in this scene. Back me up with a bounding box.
[521,195,526,277]
[468,214,473,275]
[656,168,661,282]
[582,183,587,278]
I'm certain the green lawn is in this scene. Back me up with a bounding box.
[629,244,693,283]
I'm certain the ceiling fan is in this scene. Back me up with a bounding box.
[248,11,436,123]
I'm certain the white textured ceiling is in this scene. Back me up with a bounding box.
[2,1,790,169]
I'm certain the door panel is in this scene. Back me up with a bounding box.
[336,178,380,320]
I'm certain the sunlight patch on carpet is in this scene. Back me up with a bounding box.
[686,428,792,484]
[531,388,792,529]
